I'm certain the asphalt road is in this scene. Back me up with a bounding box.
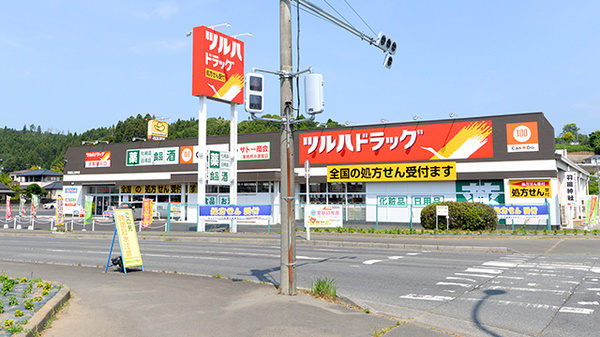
[1,234,600,337]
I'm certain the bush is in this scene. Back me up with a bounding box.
[420,201,498,231]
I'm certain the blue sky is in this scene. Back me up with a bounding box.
[1,1,599,137]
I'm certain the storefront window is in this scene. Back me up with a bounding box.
[327,183,345,193]
[309,183,326,193]
[238,182,257,193]
[347,182,365,192]
[257,181,270,193]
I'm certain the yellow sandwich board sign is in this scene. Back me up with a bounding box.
[104,208,144,274]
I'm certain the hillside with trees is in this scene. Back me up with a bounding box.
[0,117,597,180]
[0,114,342,175]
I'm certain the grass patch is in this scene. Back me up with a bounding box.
[310,277,337,300]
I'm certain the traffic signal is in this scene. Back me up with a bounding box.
[245,73,264,114]
[377,32,396,55]
[383,53,393,69]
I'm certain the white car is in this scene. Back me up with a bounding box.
[43,201,57,209]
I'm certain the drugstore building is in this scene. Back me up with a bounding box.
[62,112,590,227]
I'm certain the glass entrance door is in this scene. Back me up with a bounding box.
[94,196,119,216]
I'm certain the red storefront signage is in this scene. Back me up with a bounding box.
[192,26,244,104]
[299,120,494,165]
[85,151,111,168]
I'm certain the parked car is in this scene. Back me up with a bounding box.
[43,201,57,209]
[117,202,143,220]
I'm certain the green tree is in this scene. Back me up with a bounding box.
[24,184,47,198]
[560,123,580,138]
[561,132,575,144]
[590,131,600,155]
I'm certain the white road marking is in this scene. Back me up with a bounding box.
[446,277,476,283]
[388,256,404,260]
[144,253,230,261]
[296,256,324,260]
[437,282,471,288]
[363,259,383,265]
[487,285,567,295]
[399,294,454,302]
[483,261,519,268]
[455,273,494,278]
[47,249,104,254]
[406,253,420,256]
[587,288,600,291]
[578,301,600,306]
[497,276,524,280]
[559,307,594,314]
[464,268,503,274]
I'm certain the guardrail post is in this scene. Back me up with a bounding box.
[166,202,171,232]
[409,205,413,229]
[545,198,551,230]
[375,203,379,230]
[92,219,95,232]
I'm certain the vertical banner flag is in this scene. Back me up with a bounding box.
[6,196,12,220]
[192,26,244,104]
[85,196,93,225]
[56,195,64,227]
[20,195,26,217]
[113,209,143,268]
[588,196,599,224]
[142,198,153,229]
[31,195,39,219]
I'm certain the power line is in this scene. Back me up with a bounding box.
[323,0,355,30]
[343,0,376,36]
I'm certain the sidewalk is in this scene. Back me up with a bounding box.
[1,261,451,337]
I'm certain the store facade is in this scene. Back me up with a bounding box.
[62,112,590,227]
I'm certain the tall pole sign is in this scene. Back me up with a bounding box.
[192,25,243,232]
[192,26,245,104]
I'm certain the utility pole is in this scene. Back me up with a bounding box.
[279,0,296,296]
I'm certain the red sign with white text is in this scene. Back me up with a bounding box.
[192,26,244,104]
[85,151,111,168]
[299,121,493,165]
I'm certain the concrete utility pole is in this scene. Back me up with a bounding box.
[279,0,296,296]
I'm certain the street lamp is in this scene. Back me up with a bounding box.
[380,118,389,123]
[413,116,422,121]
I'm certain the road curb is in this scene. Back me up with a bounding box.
[16,285,71,337]
[0,230,517,253]
[298,239,516,254]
